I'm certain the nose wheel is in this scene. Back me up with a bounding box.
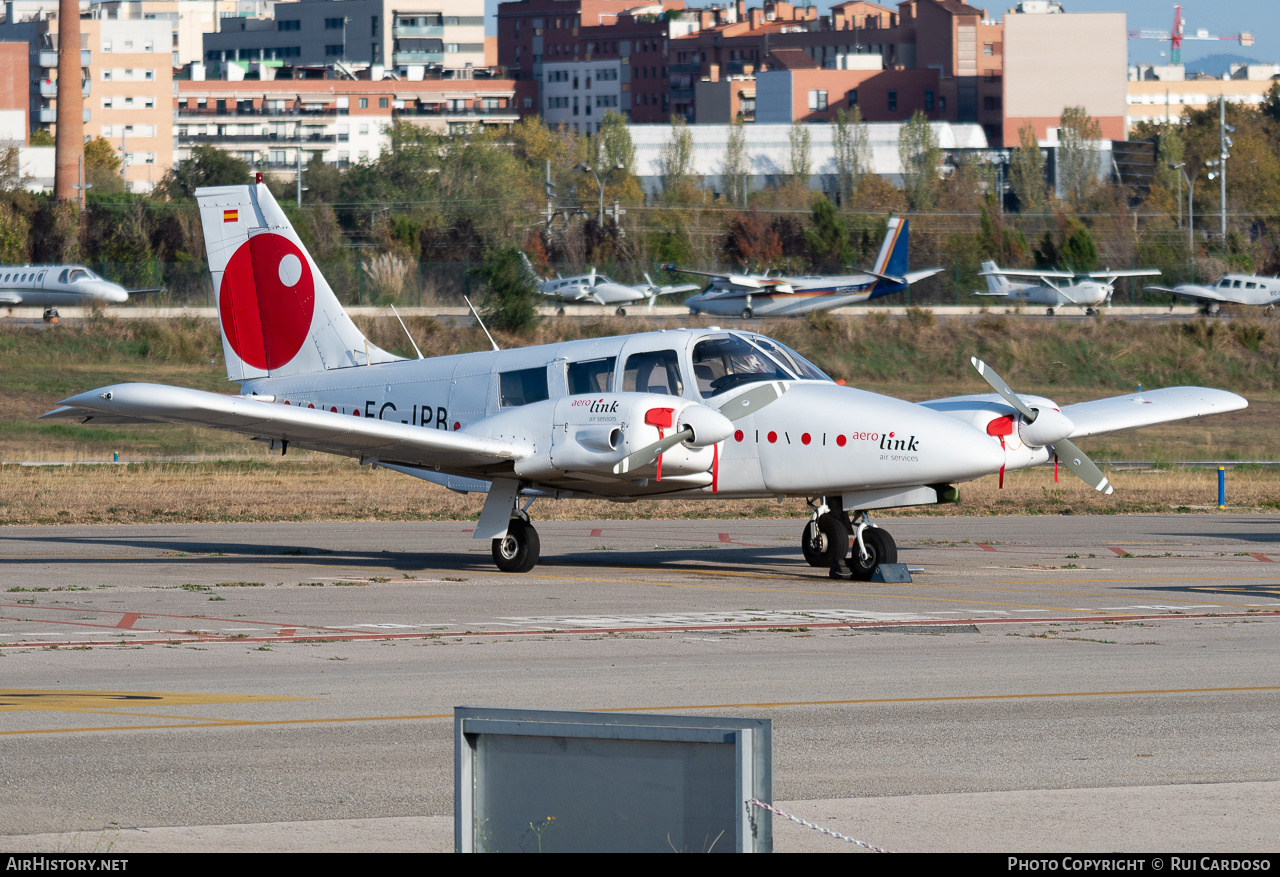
[492,517,540,573]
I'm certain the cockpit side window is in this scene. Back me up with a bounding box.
[499,366,550,408]
[622,350,684,395]
[58,269,69,283]
[567,357,616,394]
[691,335,790,398]
[67,269,91,282]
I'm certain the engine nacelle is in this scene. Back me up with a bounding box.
[1018,406,1075,448]
[474,393,722,482]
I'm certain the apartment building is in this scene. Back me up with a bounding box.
[0,12,173,191]
[1128,64,1280,130]
[176,75,518,171]
[203,0,484,74]
[92,0,277,67]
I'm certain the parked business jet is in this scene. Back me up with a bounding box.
[0,264,155,321]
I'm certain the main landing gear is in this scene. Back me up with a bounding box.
[803,497,898,581]
[492,509,540,573]
[43,307,59,323]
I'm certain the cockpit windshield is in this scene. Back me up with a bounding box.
[690,333,830,398]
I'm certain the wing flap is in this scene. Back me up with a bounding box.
[1063,387,1247,439]
[42,383,531,470]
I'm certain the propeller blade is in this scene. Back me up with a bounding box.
[613,427,694,475]
[970,357,1037,422]
[1050,438,1113,495]
[714,382,785,422]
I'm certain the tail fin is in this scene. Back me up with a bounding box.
[873,217,909,277]
[520,251,543,288]
[196,183,400,383]
[981,260,1015,296]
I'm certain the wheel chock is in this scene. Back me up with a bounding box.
[870,563,912,583]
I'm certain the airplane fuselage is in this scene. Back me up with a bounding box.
[539,275,650,307]
[0,265,129,309]
[1005,281,1110,308]
[241,327,1003,501]
[685,275,895,316]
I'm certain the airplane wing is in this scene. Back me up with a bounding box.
[540,287,594,304]
[660,264,771,290]
[1088,270,1162,280]
[980,268,1075,281]
[1144,284,1232,304]
[642,284,700,297]
[0,292,22,305]
[41,383,531,472]
[1061,387,1247,439]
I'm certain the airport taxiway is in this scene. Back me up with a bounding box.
[1,515,1278,852]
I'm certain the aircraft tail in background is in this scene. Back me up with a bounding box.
[195,182,400,383]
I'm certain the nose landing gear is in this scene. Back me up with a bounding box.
[804,498,898,580]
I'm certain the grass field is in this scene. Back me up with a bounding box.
[2,312,1277,524]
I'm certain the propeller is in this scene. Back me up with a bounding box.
[613,382,786,477]
[969,357,1112,495]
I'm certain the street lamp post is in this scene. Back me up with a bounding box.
[1170,162,1201,282]
[577,160,624,227]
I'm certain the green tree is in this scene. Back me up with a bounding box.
[832,107,870,207]
[0,202,30,263]
[84,136,124,195]
[594,109,636,176]
[788,121,811,190]
[474,244,541,334]
[721,117,750,207]
[897,110,941,210]
[1058,106,1103,205]
[805,199,852,272]
[1009,124,1046,213]
[659,116,701,205]
[155,145,252,200]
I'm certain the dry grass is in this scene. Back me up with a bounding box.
[1,459,1275,527]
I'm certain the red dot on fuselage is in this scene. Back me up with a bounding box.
[453,422,461,431]
[767,431,777,443]
[801,433,811,445]
[734,430,744,442]
[836,435,847,447]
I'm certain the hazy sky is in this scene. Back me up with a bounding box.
[482,1,1274,66]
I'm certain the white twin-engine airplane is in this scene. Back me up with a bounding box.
[1145,273,1280,315]
[976,261,1161,316]
[43,183,1248,575]
[523,254,698,316]
[0,264,153,320]
[669,218,941,319]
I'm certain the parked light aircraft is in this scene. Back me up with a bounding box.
[42,182,1248,575]
[666,218,941,319]
[1144,274,1280,315]
[975,260,1161,316]
[0,264,151,320]
[522,253,698,315]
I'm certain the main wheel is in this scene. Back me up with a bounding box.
[556,307,566,316]
[847,527,898,581]
[801,514,849,568]
[492,518,540,573]
[741,307,753,319]
[616,306,627,316]
[1045,307,1055,316]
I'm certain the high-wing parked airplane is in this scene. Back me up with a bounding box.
[43,182,1248,575]
[0,264,159,321]
[666,217,941,319]
[1144,274,1280,315]
[975,260,1160,316]
[522,253,698,315]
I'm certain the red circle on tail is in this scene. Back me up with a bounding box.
[219,233,314,370]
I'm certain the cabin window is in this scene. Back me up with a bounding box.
[567,357,616,394]
[499,367,550,408]
[58,269,69,283]
[622,350,684,395]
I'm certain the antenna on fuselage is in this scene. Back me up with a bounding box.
[464,296,501,352]
[389,304,424,360]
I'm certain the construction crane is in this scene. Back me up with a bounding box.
[1128,5,1254,66]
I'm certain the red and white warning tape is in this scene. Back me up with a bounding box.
[749,799,892,853]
